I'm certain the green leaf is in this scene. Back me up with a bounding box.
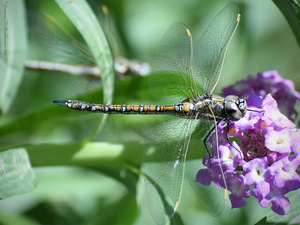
[0,0,27,114]
[273,0,300,47]
[0,210,40,225]
[55,0,115,138]
[25,141,142,167]
[90,192,138,225]
[170,212,184,225]
[0,148,38,199]
[256,189,300,224]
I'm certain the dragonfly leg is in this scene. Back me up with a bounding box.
[203,128,213,159]
[203,120,224,159]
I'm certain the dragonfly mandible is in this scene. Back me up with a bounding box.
[53,3,244,224]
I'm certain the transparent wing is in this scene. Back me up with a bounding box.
[143,3,241,223]
[192,3,240,94]
[28,12,94,65]
[176,105,228,216]
[28,12,102,97]
[185,160,225,215]
[150,23,201,105]
[142,118,201,224]
[185,125,226,216]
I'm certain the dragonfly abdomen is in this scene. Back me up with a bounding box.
[52,100,192,116]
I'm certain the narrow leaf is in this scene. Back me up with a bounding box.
[55,0,115,138]
[0,0,27,113]
[273,0,300,46]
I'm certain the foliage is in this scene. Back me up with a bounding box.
[0,0,299,225]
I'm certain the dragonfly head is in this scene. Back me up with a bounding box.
[224,95,247,121]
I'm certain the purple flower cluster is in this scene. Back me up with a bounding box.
[222,70,300,126]
[196,71,300,215]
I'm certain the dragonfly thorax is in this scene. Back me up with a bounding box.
[183,94,247,121]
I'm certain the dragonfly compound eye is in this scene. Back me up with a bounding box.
[237,99,247,114]
[224,95,247,121]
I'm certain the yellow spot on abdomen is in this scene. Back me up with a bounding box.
[183,102,190,112]
[165,106,175,111]
[149,105,156,111]
[133,105,139,111]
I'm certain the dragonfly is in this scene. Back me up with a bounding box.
[53,3,245,224]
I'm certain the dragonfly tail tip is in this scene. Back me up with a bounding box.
[52,100,67,105]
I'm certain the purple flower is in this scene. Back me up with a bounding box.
[265,128,291,153]
[196,73,300,215]
[226,173,250,208]
[222,71,300,126]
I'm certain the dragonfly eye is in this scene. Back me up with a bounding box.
[224,95,247,121]
[237,99,247,112]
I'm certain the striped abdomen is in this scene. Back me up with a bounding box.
[52,100,193,117]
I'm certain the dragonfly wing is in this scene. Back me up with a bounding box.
[150,23,201,105]
[28,12,94,65]
[185,124,225,215]
[181,3,241,215]
[175,115,225,215]
[142,118,200,224]
[185,159,225,215]
[192,3,240,94]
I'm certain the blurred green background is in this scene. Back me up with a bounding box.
[0,0,299,225]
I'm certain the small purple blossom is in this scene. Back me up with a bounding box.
[197,72,300,215]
